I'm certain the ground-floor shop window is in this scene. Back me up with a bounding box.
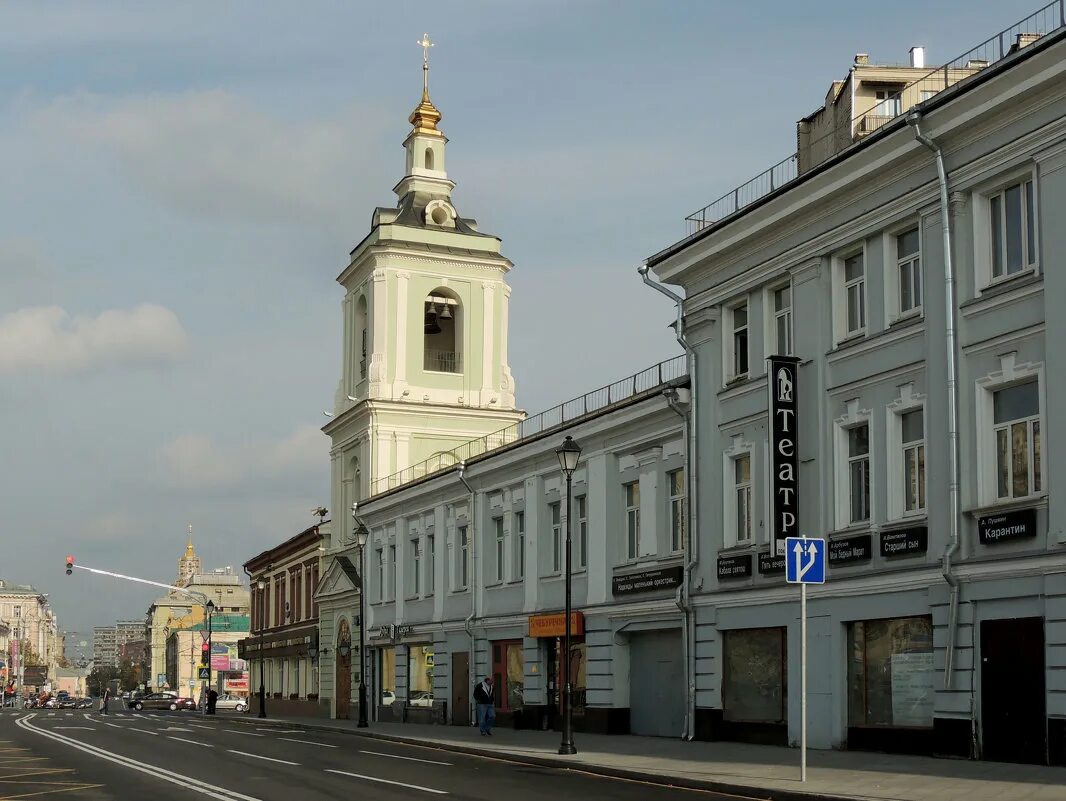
[378,647,396,707]
[722,627,786,722]
[492,640,524,711]
[570,642,587,713]
[407,644,434,706]
[848,616,933,728]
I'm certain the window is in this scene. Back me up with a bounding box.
[668,469,686,552]
[722,628,786,722]
[730,303,749,379]
[896,227,922,315]
[624,482,641,559]
[514,512,525,579]
[901,409,925,514]
[989,178,1037,279]
[733,454,752,542]
[426,534,435,593]
[848,617,933,728]
[423,290,462,373]
[493,517,505,583]
[993,381,1041,500]
[388,545,396,601]
[849,424,871,523]
[773,285,792,355]
[844,253,866,336]
[291,567,302,622]
[458,525,469,589]
[576,495,588,569]
[491,640,525,712]
[873,89,902,117]
[550,502,562,573]
[412,537,421,595]
[310,563,319,619]
[375,548,384,602]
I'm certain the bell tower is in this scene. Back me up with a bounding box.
[325,35,523,527]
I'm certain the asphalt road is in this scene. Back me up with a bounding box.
[0,708,752,801]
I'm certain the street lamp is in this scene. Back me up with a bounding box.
[555,435,581,756]
[256,578,267,718]
[352,516,370,729]
[202,599,215,717]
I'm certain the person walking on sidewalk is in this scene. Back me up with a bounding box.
[473,676,495,736]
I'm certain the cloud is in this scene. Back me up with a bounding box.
[158,425,327,491]
[30,90,392,232]
[0,303,188,374]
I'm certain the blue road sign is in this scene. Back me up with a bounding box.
[785,537,826,584]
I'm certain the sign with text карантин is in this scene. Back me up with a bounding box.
[769,356,801,556]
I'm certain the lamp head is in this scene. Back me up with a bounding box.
[355,522,370,548]
[556,435,582,476]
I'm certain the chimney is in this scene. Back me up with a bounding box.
[854,53,869,66]
[1010,32,1041,53]
[909,46,925,68]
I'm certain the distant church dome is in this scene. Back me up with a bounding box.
[176,524,201,588]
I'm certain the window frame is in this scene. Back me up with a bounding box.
[833,245,868,345]
[375,547,384,603]
[973,168,1040,290]
[834,406,874,530]
[765,282,793,358]
[387,544,396,601]
[992,381,1041,502]
[513,511,525,580]
[493,516,505,584]
[723,298,751,384]
[847,424,872,525]
[976,364,1045,508]
[575,495,588,570]
[549,501,562,574]
[457,525,470,590]
[623,482,641,560]
[426,533,435,594]
[722,438,755,549]
[411,535,421,596]
[668,468,686,552]
[883,222,923,324]
[886,395,927,521]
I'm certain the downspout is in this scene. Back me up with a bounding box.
[639,264,698,741]
[907,111,961,695]
[458,462,477,726]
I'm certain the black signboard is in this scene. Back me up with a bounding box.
[978,508,1037,545]
[612,565,684,596]
[829,533,872,565]
[758,551,786,575]
[769,355,801,556]
[880,527,928,557]
[717,554,753,580]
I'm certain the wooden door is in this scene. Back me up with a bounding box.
[336,619,352,720]
[981,617,1045,763]
[451,652,470,726]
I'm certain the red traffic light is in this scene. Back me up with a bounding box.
[65,555,74,575]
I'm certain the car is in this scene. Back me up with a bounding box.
[408,691,434,708]
[57,697,77,709]
[381,690,396,706]
[129,691,196,711]
[76,697,92,709]
[212,695,248,713]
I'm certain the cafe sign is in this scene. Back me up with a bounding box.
[528,612,584,639]
[978,508,1037,545]
[769,356,801,556]
[880,527,928,557]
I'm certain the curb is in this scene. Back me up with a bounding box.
[241,717,865,801]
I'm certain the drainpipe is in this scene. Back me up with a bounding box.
[639,264,698,741]
[458,462,477,726]
[906,111,961,694]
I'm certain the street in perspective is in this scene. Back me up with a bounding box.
[3,2,1066,800]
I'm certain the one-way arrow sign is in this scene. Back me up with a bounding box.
[785,537,825,584]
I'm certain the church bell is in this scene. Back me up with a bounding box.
[424,304,442,334]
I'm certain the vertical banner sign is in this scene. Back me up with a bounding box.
[769,356,801,556]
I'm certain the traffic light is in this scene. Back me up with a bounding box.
[65,555,74,576]
[200,642,210,667]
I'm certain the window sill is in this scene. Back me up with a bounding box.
[716,542,756,556]
[979,267,1039,296]
[485,581,505,589]
[834,331,867,350]
[448,588,470,596]
[887,310,923,329]
[881,515,928,531]
[965,496,1047,518]
[540,573,565,583]
[829,523,873,538]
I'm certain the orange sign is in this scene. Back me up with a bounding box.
[528,612,584,638]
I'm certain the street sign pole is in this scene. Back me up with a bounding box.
[785,535,823,784]
[801,580,807,783]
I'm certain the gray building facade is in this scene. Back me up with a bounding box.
[645,25,1066,765]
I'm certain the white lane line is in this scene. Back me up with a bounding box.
[54,726,96,731]
[17,715,261,801]
[359,749,453,766]
[188,724,214,730]
[168,736,214,748]
[97,720,125,729]
[326,769,447,795]
[227,749,299,766]
[278,737,337,749]
[261,729,303,733]
[224,729,263,737]
[129,728,159,736]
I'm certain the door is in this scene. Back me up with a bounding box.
[629,630,684,737]
[336,619,352,720]
[451,652,470,726]
[981,617,1045,763]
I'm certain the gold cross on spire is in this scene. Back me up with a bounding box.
[418,33,434,93]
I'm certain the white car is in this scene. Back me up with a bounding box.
[212,694,248,713]
[381,690,396,707]
[408,691,434,708]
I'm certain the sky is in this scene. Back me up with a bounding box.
[0,0,1040,644]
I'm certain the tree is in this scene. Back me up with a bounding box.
[87,666,119,697]
[19,640,44,667]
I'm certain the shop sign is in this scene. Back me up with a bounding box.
[224,674,249,693]
[828,533,872,565]
[528,612,584,639]
[371,624,414,643]
[978,508,1037,545]
[880,527,928,557]
[612,565,683,596]
[717,553,752,580]
[758,551,786,575]
[768,356,801,556]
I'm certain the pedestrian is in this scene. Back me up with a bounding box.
[473,676,495,736]
[100,688,110,716]
[207,689,218,715]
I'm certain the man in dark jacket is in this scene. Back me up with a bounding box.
[473,676,495,735]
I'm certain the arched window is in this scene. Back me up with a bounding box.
[423,289,461,373]
[355,295,368,381]
[424,147,435,171]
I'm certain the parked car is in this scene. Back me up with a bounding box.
[212,695,248,713]
[381,690,396,706]
[408,691,434,708]
[129,692,196,711]
[76,697,92,709]
[57,697,77,709]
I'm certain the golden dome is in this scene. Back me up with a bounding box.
[409,88,443,138]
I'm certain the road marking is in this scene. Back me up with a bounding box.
[358,749,453,766]
[17,715,262,801]
[160,727,194,733]
[278,737,337,749]
[260,729,302,733]
[129,727,159,736]
[326,769,448,795]
[224,730,263,737]
[53,726,96,731]
[188,724,214,730]
[97,720,125,729]
[227,749,298,766]
[168,736,213,748]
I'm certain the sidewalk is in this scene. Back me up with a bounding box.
[245,714,1064,801]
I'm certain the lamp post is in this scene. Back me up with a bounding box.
[256,578,267,718]
[556,435,582,756]
[202,599,214,717]
[352,518,370,728]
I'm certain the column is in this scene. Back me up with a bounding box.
[394,271,410,389]
[481,280,495,403]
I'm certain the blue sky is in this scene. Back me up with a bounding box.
[0,0,1040,643]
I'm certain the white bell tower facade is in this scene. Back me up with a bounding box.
[324,43,523,533]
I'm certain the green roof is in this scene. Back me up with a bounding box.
[184,614,249,633]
